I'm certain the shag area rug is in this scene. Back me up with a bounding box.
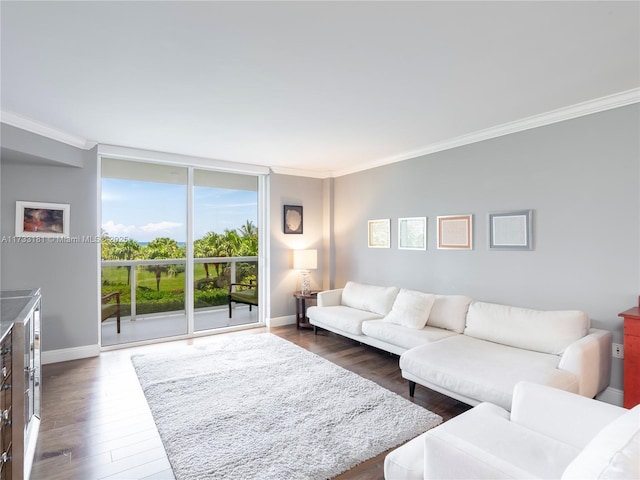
[131,333,441,480]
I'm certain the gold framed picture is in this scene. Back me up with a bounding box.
[368,219,390,248]
[437,214,472,250]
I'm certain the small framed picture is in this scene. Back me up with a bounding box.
[368,219,390,248]
[437,214,472,250]
[489,210,533,250]
[16,201,70,238]
[398,217,427,250]
[283,205,303,234]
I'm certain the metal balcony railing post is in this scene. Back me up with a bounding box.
[230,258,236,285]
[131,264,137,321]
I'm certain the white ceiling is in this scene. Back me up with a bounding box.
[1,1,638,178]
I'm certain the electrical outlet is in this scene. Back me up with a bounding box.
[612,343,624,359]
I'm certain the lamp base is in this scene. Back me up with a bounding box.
[300,270,311,295]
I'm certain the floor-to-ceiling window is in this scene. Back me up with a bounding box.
[193,169,259,332]
[100,157,261,347]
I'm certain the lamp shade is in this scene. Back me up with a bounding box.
[293,249,317,270]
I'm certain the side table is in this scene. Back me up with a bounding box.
[293,291,317,329]
[619,297,640,408]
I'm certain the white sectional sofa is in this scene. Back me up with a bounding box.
[384,381,639,480]
[306,281,612,410]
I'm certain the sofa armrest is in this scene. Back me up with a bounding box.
[558,328,612,397]
[316,288,343,307]
[423,403,530,479]
[510,382,626,449]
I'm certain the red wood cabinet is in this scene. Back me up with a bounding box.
[619,302,640,409]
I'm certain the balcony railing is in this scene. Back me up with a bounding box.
[101,256,258,320]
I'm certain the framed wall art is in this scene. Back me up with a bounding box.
[16,201,70,238]
[368,219,390,248]
[489,210,533,250]
[283,205,303,234]
[398,217,427,250]
[437,214,472,250]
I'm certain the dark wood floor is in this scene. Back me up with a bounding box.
[31,325,471,480]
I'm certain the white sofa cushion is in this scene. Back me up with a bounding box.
[426,295,472,333]
[384,289,437,329]
[362,321,457,351]
[464,301,590,355]
[562,405,640,480]
[400,335,578,410]
[306,305,383,335]
[341,281,399,316]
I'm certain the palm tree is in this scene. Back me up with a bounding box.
[100,232,116,260]
[112,239,141,285]
[195,232,225,278]
[220,229,242,257]
[238,220,257,238]
[238,221,258,256]
[143,237,182,291]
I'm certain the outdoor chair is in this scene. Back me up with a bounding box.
[228,281,258,318]
[101,292,121,333]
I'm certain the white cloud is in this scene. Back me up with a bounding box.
[139,221,183,232]
[102,220,184,241]
[101,220,137,237]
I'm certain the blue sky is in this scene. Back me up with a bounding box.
[101,179,258,243]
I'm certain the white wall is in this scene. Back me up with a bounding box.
[331,104,640,390]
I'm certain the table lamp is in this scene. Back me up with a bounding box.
[293,249,317,294]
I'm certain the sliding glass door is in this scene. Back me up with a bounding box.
[193,169,258,331]
[100,158,260,347]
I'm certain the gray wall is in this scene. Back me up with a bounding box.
[332,104,640,390]
[1,104,637,393]
[1,129,99,352]
[269,173,324,319]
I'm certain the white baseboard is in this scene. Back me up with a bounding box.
[267,315,296,328]
[596,386,624,406]
[42,344,100,365]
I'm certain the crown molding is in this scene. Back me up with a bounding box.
[3,88,638,178]
[0,110,96,150]
[98,144,270,175]
[331,88,640,178]
[269,165,329,179]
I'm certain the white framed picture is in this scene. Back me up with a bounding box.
[15,201,70,238]
[398,217,426,250]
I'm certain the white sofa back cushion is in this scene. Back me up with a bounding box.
[427,295,472,333]
[341,281,399,316]
[384,289,437,329]
[464,301,590,355]
[561,405,639,480]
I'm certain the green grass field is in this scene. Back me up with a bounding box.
[101,262,256,315]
